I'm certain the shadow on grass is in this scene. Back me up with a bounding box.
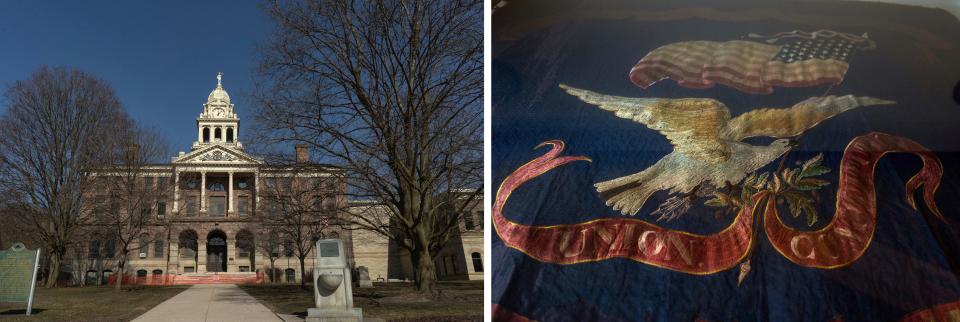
[240,281,482,321]
[0,309,46,316]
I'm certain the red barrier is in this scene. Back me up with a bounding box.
[107,271,265,286]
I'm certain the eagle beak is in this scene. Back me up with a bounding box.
[856,97,896,106]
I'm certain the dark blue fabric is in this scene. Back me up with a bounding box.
[492,1,960,321]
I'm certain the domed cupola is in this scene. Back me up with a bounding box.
[201,72,236,119]
[207,74,231,105]
[193,72,242,151]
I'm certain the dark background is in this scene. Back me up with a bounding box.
[492,1,960,321]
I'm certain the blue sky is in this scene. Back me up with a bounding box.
[0,1,273,154]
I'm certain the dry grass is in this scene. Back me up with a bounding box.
[0,285,188,322]
[240,281,482,321]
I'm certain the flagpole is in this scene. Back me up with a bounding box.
[26,248,40,316]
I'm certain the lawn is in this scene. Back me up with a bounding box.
[0,285,188,322]
[240,281,483,322]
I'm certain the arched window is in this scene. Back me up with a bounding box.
[85,270,98,285]
[152,269,163,276]
[202,127,210,143]
[471,252,483,273]
[101,270,113,285]
[214,127,222,141]
[226,127,234,142]
[179,230,198,260]
[137,269,147,277]
[285,268,296,283]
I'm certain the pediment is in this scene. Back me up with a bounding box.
[174,145,262,165]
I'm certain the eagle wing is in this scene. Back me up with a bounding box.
[723,95,895,141]
[560,84,732,162]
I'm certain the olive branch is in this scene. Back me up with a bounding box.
[705,154,832,226]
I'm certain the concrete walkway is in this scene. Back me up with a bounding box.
[133,284,284,322]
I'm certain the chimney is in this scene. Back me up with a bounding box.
[295,144,309,163]
[126,144,140,161]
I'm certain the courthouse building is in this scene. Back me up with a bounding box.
[58,74,483,286]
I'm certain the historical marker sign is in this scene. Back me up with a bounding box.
[0,243,40,315]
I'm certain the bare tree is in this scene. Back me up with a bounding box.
[255,225,284,283]
[0,67,129,287]
[259,170,333,289]
[254,0,483,293]
[89,126,171,290]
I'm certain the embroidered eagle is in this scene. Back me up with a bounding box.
[559,84,894,216]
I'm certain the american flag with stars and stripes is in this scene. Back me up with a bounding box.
[629,30,874,94]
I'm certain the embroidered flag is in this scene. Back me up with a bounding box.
[629,30,874,94]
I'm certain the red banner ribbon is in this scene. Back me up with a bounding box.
[764,132,944,268]
[494,133,944,273]
[494,140,757,274]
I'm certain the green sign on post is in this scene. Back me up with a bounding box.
[0,243,40,316]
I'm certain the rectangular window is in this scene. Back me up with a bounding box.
[239,266,250,272]
[184,266,195,273]
[157,202,166,216]
[238,196,249,217]
[89,240,101,259]
[270,242,280,257]
[104,239,116,259]
[186,199,197,217]
[464,213,475,230]
[209,196,226,217]
[145,176,154,190]
[154,240,164,258]
[476,211,483,229]
[323,196,336,214]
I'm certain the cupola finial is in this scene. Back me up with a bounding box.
[217,72,223,87]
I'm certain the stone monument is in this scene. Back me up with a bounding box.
[356,266,373,288]
[307,239,363,322]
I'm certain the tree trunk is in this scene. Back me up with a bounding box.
[45,252,61,288]
[115,259,125,291]
[270,260,276,283]
[411,246,436,294]
[299,257,307,289]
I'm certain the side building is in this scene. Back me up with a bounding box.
[351,190,483,282]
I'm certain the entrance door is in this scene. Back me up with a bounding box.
[207,231,228,272]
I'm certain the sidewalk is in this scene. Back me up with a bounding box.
[132,284,284,322]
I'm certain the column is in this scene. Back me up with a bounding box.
[197,126,202,142]
[168,238,180,275]
[254,170,260,211]
[227,236,237,272]
[200,171,207,212]
[173,170,180,212]
[198,240,207,273]
[228,171,234,215]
